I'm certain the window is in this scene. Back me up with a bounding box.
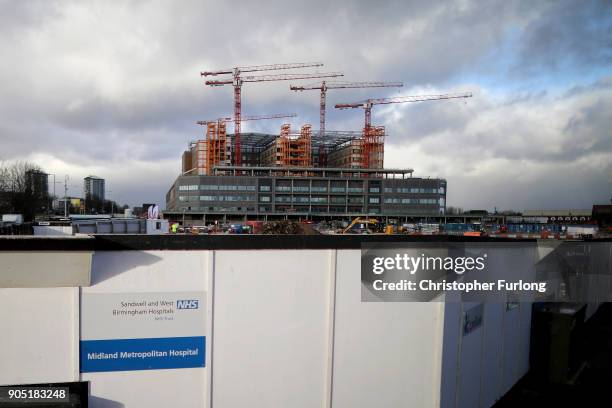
[200,185,218,190]
[293,186,309,192]
[292,196,309,203]
[259,185,271,192]
[275,186,291,192]
[179,185,198,191]
[200,195,216,201]
[259,196,271,202]
[311,196,327,204]
[369,187,380,193]
[369,197,380,204]
[330,187,345,193]
[384,187,393,193]
[348,187,363,193]
[311,186,327,193]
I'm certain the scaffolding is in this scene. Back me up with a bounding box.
[186,130,372,173]
[362,125,385,169]
[205,121,229,174]
[278,124,312,167]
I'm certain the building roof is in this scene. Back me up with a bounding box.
[191,131,365,152]
[522,209,592,217]
[208,165,416,178]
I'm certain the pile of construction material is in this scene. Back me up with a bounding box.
[261,221,304,235]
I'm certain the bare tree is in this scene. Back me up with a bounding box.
[0,160,48,220]
[0,160,9,192]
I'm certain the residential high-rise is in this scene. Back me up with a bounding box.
[84,176,105,202]
[25,169,49,199]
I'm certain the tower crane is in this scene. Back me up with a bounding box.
[201,63,343,165]
[335,92,473,128]
[289,81,403,138]
[196,113,297,127]
[335,92,473,168]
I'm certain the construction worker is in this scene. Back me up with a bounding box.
[171,223,178,234]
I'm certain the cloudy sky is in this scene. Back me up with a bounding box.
[0,0,610,211]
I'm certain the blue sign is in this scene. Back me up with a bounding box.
[177,299,199,309]
[80,336,205,372]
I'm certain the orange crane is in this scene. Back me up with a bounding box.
[201,63,343,166]
[335,92,473,168]
[289,81,403,138]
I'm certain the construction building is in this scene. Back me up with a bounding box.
[170,124,440,223]
[168,62,473,223]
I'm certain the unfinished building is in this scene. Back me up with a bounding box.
[260,124,312,167]
[182,121,231,175]
[182,123,383,175]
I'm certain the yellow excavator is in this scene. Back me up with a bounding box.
[342,217,383,234]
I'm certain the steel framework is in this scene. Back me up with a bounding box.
[201,62,343,166]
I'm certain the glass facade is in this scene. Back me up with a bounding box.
[167,174,446,217]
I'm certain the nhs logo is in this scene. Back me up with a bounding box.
[177,300,199,309]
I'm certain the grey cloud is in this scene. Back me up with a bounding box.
[381,83,612,181]
[517,0,612,72]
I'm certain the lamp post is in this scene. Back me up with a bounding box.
[47,174,62,214]
[63,175,69,219]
